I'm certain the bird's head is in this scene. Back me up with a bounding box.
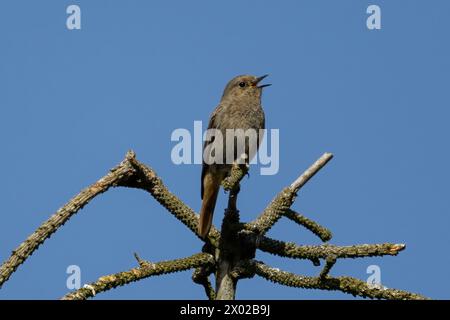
[221,74,271,101]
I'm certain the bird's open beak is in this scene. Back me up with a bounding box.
[254,74,271,88]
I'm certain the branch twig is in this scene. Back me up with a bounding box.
[1,150,428,300]
[247,153,333,235]
[0,151,137,288]
[319,255,337,279]
[192,266,216,300]
[258,236,405,261]
[254,261,428,300]
[283,209,332,242]
[62,253,214,300]
[122,156,221,244]
[0,151,222,289]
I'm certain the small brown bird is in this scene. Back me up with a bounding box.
[199,74,270,238]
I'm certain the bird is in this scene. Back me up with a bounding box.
[198,74,270,238]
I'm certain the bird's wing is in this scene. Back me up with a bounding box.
[201,104,223,199]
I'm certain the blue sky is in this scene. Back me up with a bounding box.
[0,0,449,299]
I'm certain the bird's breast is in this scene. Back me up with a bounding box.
[216,103,265,131]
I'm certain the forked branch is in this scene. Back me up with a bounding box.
[0,151,216,288]
[0,151,428,300]
[62,252,214,300]
[0,152,136,287]
[246,153,333,235]
[254,261,427,300]
[258,237,406,261]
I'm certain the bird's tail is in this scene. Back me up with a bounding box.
[199,171,221,238]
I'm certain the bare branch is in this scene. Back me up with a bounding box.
[215,209,241,300]
[215,165,249,301]
[192,266,216,300]
[62,253,215,300]
[1,149,428,300]
[122,156,221,245]
[283,209,332,242]
[247,153,333,235]
[254,261,428,300]
[0,151,221,289]
[289,153,334,193]
[258,236,406,261]
[319,255,337,279]
[230,260,256,280]
[0,151,137,288]
[215,260,236,300]
[133,252,151,268]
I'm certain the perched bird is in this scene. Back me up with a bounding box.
[199,74,270,238]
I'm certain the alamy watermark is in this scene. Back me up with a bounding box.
[66,5,81,30]
[66,264,81,289]
[65,5,381,31]
[367,5,381,30]
[66,264,97,295]
[170,121,279,175]
[366,264,385,289]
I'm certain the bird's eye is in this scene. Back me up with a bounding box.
[239,82,246,88]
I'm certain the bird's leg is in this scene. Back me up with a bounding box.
[221,162,246,192]
[239,153,250,178]
[244,163,250,179]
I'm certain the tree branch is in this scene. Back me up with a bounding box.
[254,261,428,300]
[215,164,248,300]
[120,155,221,245]
[0,151,137,288]
[319,255,337,279]
[192,244,217,300]
[246,153,333,235]
[258,236,406,261]
[0,150,222,289]
[1,150,429,300]
[62,252,214,300]
[215,208,241,300]
[283,209,332,242]
[192,266,216,300]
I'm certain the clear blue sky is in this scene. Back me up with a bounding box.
[1,0,449,299]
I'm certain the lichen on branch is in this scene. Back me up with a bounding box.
[0,150,428,300]
[254,261,428,300]
[62,253,214,300]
